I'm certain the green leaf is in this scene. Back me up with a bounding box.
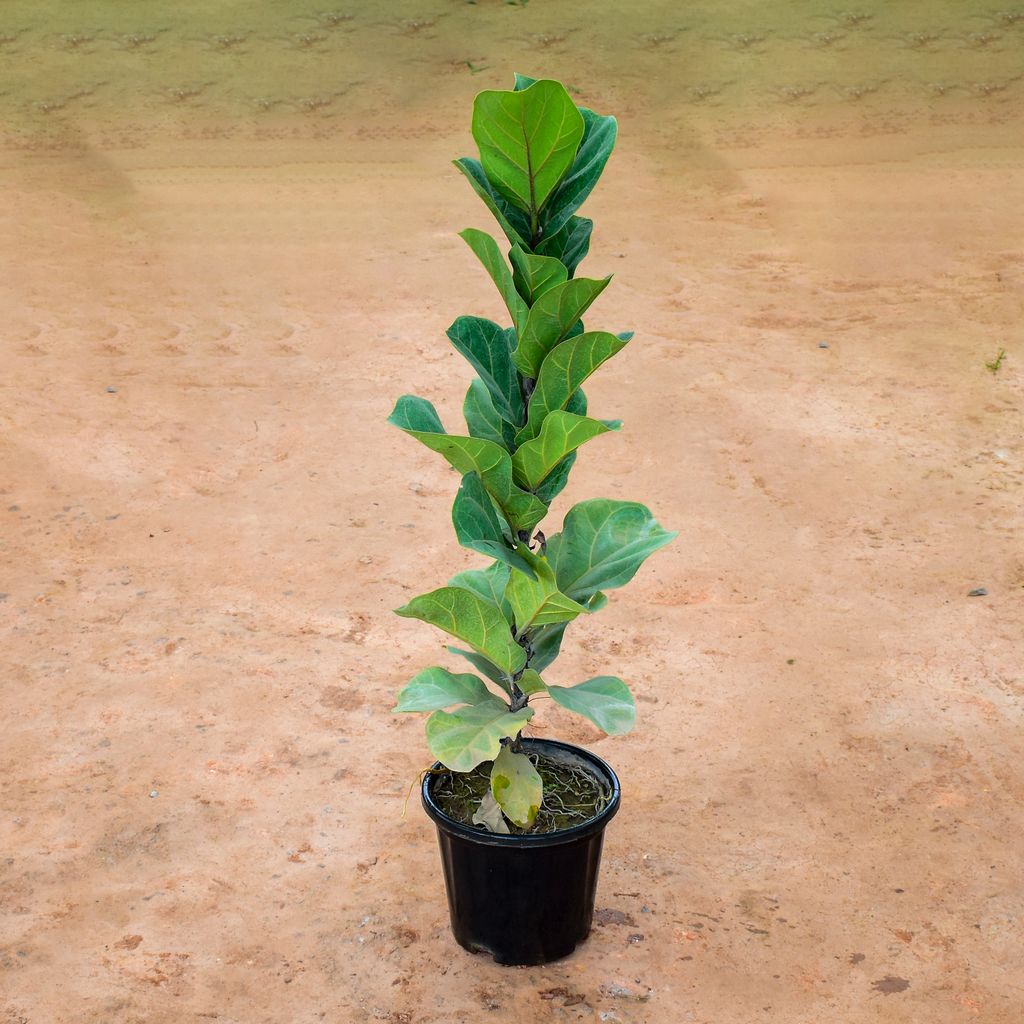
[387,393,446,434]
[517,331,630,443]
[448,645,510,691]
[451,474,538,579]
[491,745,542,828]
[451,481,537,583]
[464,378,517,450]
[505,547,588,633]
[426,698,534,771]
[528,622,567,673]
[388,396,547,534]
[534,453,574,504]
[535,215,592,277]
[510,74,616,238]
[472,81,585,225]
[395,587,526,676]
[548,499,677,602]
[547,676,636,735]
[512,411,618,490]
[446,317,524,425]
[449,560,514,620]
[459,229,528,331]
[472,789,510,833]
[565,386,588,417]
[586,591,608,612]
[509,245,567,305]
[394,667,493,712]
[453,157,530,248]
[515,667,547,695]
[512,276,612,378]
[533,387,587,503]
[543,106,617,239]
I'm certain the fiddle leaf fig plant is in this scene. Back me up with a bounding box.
[390,75,676,832]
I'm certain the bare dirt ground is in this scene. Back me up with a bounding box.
[2,2,1024,1022]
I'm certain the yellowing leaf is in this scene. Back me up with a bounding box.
[490,745,542,828]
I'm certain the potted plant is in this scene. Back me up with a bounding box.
[389,74,675,966]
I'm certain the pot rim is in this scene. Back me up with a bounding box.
[421,738,621,848]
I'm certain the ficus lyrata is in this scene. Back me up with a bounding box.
[390,74,675,832]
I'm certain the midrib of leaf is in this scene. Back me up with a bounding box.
[585,513,601,590]
[523,120,538,239]
[576,515,629,594]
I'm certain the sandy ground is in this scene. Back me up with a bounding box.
[2,2,1024,1022]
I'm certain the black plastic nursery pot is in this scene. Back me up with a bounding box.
[421,738,621,966]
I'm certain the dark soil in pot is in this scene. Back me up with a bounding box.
[430,745,613,835]
[422,739,621,966]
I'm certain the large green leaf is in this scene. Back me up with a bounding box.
[451,473,538,578]
[472,81,584,228]
[543,106,618,239]
[515,668,548,695]
[509,245,567,305]
[449,560,514,621]
[512,411,618,490]
[446,317,524,425]
[533,387,587,503]
[512,276,611,378]
[394,667,492,713]
[388,396,546,533]
[508,74,609,262]
[388,393,445,434]
[547,676,636,735]
[548,499,677,602]
[426,698,534,771]
[448,645,510,691]
[453,157,529,248]
[459,229,528,331]
[517,332,630,443]
[395,587,526,676]
[491,745,542,828]
[535,215,592,277]
[463,378,517,450]
[528,622,567,672]
[535,453,575,504]
[505,547,588,634]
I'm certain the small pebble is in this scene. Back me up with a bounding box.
[106,386,118,393]
[818,341,829,349]
[968,587,988,597]
[149,790,159,798]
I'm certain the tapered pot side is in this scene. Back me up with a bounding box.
[421,739,621,966]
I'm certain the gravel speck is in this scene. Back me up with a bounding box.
[149,790,159,798]
[968,587,988,597]
[818,341,829,349]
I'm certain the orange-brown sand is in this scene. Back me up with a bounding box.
[2,2,1023,1021]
